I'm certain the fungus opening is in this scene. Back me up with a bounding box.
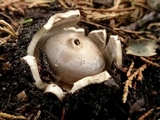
[74,39,81,45]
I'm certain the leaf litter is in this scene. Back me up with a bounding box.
[0,0,160,120]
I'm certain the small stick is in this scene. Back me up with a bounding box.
[147,22,160,30]
[61,107,65,120]
[122,64,147,103]
[80,20,128,38]
[137,70,143,81]
[138,106,160,120]
[140,57,160,68]
[109,0,121,10]
[81,7,135,12]
[34,110,41,120]
[0,20,17,37]
[114,27,151,34]
[127,61,134,77]
[0,112,26,120]
[58,0,69,8]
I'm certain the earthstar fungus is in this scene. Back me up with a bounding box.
[23,10,122,100]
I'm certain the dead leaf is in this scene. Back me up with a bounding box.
[126,39,158,56]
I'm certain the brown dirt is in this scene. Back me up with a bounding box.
[0,1,160,120]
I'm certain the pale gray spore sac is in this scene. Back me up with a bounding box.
[43,30,105,84]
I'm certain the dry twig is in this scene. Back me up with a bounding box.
[122,64,147,103]
[0,112,27,120]
[127,61,134,77]
[138,106,160,120]
[137,69,143,81]
[114,28,151,34]
[0,20,17,37]
[58,0,70,8]
[0,20,18,45]
[140,57,160,68]
[80,7,135,12]
[80,20,127,38]
[109,0,121,10]
[61,107,65,120]
[33,110,41,120]
[0,0,27,15]
[147,22,160,30]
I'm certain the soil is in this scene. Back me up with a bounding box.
[0,1,160,120]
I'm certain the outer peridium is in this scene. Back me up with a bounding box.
[23,10,122,100]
